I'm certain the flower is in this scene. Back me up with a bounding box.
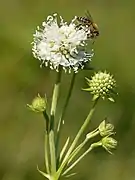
[83,71,117,101]
[32,13,94,73]
[99,120,115,137]
[27,94,47,113]
[101,136,117,154]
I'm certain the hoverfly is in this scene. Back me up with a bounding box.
[76,10,99,39]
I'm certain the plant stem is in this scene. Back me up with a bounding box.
[49,130,56,174]
[43,111,50,173]
[49,175,59,180]
[49,66,62,175]
[45,131,50,174]
[50,66,62,131]
[57,72,76,132]
[60,130,99,176]
[62,143,99,176]
[56,97,99,178]
[56,72,76,160]
[67,129,99,165]
[63,97,99,161]
[43,111,50,132]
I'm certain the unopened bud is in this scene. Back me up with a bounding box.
[27,94,47,113]
[101,136,117,154]
[83,71,117,101]
[99,120,114,137]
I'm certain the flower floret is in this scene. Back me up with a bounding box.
[32,13,93,72]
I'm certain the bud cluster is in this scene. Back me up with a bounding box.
[99,119,117,154]
[86,119,117,154]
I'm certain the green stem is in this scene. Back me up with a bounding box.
[56,72,76,161]
[56,97,99,178]
[43,111,50,173]
[43,111,50,133]
[50,66,62,131]
[67,129,99,165]
[45,131,50,174]
[49,130,57,174]
[62,143,99,176]
[57,72,76,132]
[49,175,59,180]
[49,66,62,175]
[63,97,99,161]
[59,129,99,176]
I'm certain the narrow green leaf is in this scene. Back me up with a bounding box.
[85,77,91,83]
[82,88,91,91]
[37,165,50,179]
[60,137,70,162]
[64,172,77,178]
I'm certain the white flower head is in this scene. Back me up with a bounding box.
[32,13,94,73]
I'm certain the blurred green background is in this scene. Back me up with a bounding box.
[0,0,135,179]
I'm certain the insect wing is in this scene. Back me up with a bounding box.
[85,10,93,22]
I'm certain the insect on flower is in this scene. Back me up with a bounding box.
[32,13,94,73]
[76,10,99,39]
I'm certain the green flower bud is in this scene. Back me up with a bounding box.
[99,120,114,137]
[83,71,117,101]
[101,136,117,154]
[27,94,47,113]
